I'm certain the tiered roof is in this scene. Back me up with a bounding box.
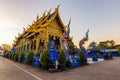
[13,6,66,46]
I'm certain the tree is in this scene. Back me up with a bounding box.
[2,44,11,52]
[97,40,115,49]
[40,49,49,67]
[68,40,74,51]
[58,50,66,66]
[109,40,115,48]
[117,47,120,54]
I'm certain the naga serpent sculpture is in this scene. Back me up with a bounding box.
[79,29,89,57]
[62,19,71,53]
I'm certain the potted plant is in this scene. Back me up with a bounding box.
[20,52,24,63]
[11,53,15,60]
[8,53,12,59]
[27,51,34,65]
[58,50,66,71]
[14,53,18,61]
[40,49,49,70]
[68,40,74,52]
[105,52,113,60]
[79,50,87,65]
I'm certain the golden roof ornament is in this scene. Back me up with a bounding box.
[36,14,39,21]
[23,27,26,31]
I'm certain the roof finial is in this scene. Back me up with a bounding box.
[68,18,71,28]
[36,14,39,20]
[57,4,61,8]
[48,9,51,15]
[23,27,26,31]
[43,11,46,16]
[49,9,52,13]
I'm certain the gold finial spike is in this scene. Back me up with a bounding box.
[28,24,30,26]
[49,9,52,13]
[47,9,52,16]
[36,14,39,20]
[33,20,35,23]
[68,18,71,27]
[23,27,26,31]
[55,4,61,11]
[43,11,46,16]
[57,4,61,8]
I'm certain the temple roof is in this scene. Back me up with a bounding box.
[14,6,66,44]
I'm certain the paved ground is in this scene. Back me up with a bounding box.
[0,56,120,80]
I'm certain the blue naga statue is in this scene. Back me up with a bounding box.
[62,19,71,60]
[79,30,89,57]
[89,42,98,61]
[62,19,80,67]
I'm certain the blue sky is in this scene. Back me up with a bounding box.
[0,0,120,47]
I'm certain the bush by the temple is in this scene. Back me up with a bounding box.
[14,53,18,61]
[40,49,49,68]
[104,52,113,60]
[27,51,34,65]
[58,50,66,66]
[3,52,9,58]
[11,53,15,60]
[3,52,8,58]
[20,52,24,62]
[79,50,87,65]
[8,53,12,59]
[68,40,74,51]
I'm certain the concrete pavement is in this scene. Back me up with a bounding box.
[0,56,120,80]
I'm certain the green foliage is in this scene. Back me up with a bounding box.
[27,51,34,65]
[14,53,18,61]
[40,49,49,67]
[79,50,87,64]
[68,40,74,51]
[11,53,15,60]
[58,50,66,66]
[8,53,12,59]
[117,47,120,54]
[20,53,24,62]
[2,44,11,52]
[105,52,113,59]
[3,52,9,58]
[97,40,115,49]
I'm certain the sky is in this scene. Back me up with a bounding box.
[0,0,120,48]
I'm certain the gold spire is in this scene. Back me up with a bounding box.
[43,11,46,16]
[23,27,26,31]
[57,4,61,8]
[36,14,39,21]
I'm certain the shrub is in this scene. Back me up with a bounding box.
[58,50,66,66]
[40,49,49,67]
[14,53,18,61]
[105,52,113,60]
[79,50,87,65]
[20,53,24,62]
[27,51,34,65]
[3,53,7,58]
[4,52,9,58]
[8,53,12,59]
[11,53,15,60]
[68,40,74,51]
[117,47,120,54]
